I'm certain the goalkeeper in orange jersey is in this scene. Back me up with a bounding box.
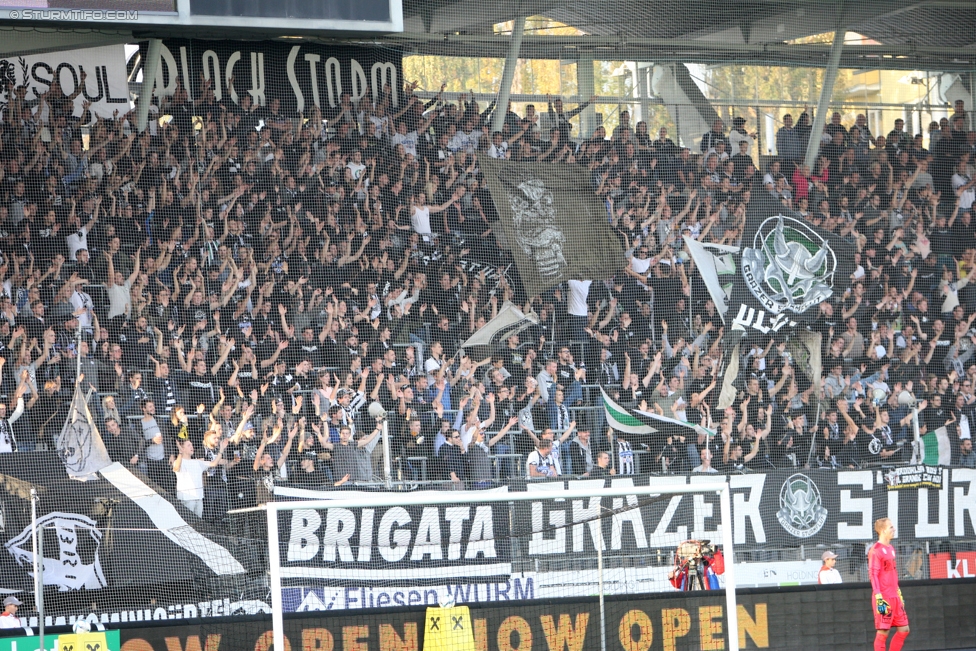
[869,518,909,651]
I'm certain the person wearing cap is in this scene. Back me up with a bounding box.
[818,551,842,584]
[0,596,22,629]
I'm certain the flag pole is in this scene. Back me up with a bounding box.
[806,394,823,468]
[76,315,83,388]
[30,488,44,651]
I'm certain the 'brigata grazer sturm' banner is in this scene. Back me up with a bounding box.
[4,452,976,623]
[154,40,403,116]
[277,468,976,588]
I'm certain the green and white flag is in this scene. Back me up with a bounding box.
[919,426,952,466]
[601,387,655,436]
[601,387,714,438]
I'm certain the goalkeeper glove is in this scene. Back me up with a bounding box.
[875,594,891,616]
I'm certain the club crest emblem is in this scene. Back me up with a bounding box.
[777,473,828,538]
[506,175,567,279]
[741,216,838,315]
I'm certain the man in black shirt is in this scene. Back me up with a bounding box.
[293,453,331,487]
[587,451,615,478]
[103,416,141,468]
[837,404,864,468]
[929,212,953,258]
[921,394,950,434]
[298,327,327,369]
[439,429,466,485]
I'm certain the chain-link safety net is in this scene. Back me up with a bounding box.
[0,0,974,645]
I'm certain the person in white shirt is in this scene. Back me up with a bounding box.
[539,424,574,471]
[367,104,390,140]
[451,392,497,448]
[818,550,843,584]
[449,118,482,154]
[391,121,420,158]
[173,438,230,517]
[65,196,100,261]
[567,279,592,342]
[952,160,976,210]
[692,448,718,473]
[410,191,461,240]
[526,439,560,479]
[489,123,531,159]
[346,150,367,181]
[424,340,446,377]
[0,370,28,454]
[0,597,22,629]
[69,284,95,330]
[104,245,142,320]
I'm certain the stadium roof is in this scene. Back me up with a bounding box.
[390,0,976,71]
[0,0,974,71]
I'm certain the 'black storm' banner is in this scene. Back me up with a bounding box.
[154,40,403,116]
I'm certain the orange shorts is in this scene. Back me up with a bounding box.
[874,597,909,630]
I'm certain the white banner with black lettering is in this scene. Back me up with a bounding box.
[278,494,512,584]
[0,45,130,121]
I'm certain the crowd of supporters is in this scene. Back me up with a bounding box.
[0,71,975,520]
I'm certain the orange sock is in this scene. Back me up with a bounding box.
[889,631,908,651]
[874,632,888,651]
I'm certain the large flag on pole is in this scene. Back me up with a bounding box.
[458,301,539,361]
[480,157,627,298]
[729,192,856,334]
[56,387,112,481]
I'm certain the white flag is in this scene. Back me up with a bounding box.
[57,388,112,481]
[459,301,538,360]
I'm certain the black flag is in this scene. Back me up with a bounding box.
[729,192,856,334]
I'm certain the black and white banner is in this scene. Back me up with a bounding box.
[510,470,976,549]
[278,496,512,584]
[0,45,130,120]
[0,453,245,600]
[155,40,403,116]
[3,457,975,619]
[280,468,976,586]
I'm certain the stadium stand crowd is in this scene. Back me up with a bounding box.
[1,74,975,520]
